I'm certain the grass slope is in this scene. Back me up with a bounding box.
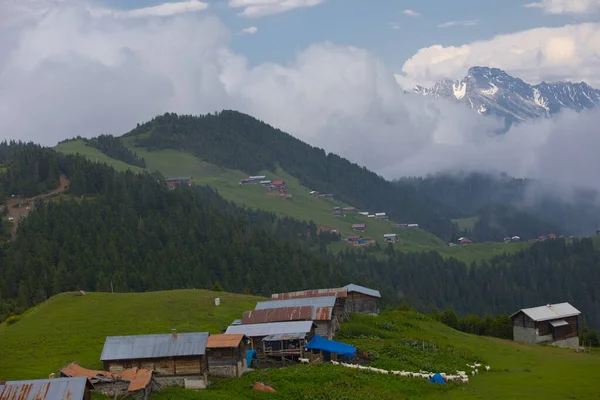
[0,290,263,380]
[54,140,530,262]
[2,291,598,399]
[452,216,480,232]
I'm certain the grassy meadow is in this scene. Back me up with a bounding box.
[1,290,597,400]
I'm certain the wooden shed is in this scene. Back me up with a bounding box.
[510,302,581,348]
[206,334,249,378]
[343,284,381,315]
[254,297,339,339]
[225,321,316,360]
[100,332,209,376]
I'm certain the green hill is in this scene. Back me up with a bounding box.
[1,290,598,400]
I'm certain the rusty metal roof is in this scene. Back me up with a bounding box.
[271,288,347,300]
[206,334,246,348]
[243,306,313,324]
[0,377,90,400]
[100,332,208,361]
[59,363,152,393]
[225,321,315,337]
[257,296,337,311]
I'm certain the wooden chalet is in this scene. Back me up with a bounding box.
[251,299,339,339]
[0,377,92,400]
[383,233,398,243]
[351,224,366,232]
[510,302,581,348]
[224,321,316,359]
[206,334,249,378]
[165,177,192,190]
[100,331,209,376]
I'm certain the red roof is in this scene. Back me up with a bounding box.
[272,180,284,185]
[243,306,313,324]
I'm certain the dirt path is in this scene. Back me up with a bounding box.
[5,174,70,236]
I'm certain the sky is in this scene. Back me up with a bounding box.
[1,0,600,192]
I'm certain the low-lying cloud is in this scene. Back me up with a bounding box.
[1,0,599,195]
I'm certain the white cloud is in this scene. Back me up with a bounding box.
[524,0,600,14]
[403,9,421,17]
[239,26,258,35]
[388,22,401,30]
[91,1,209,19]
[228,0,325,17]
[397,23,600,89]
[2,0,600,196]
[438,20,478,28]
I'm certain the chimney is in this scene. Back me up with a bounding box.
[171,328,178,339]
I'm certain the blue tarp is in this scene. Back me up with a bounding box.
[304,335,357,359]
[246,350,258,368]
[428,373,446,385]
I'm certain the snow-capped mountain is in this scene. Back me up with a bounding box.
[414,67,600,124]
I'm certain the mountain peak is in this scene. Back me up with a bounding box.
[414,67,600,124]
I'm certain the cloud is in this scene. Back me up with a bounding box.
[397,23,600,89]
[438,20,478,28]
[239,26,258,35]
[388,22,401,30]
[524,0,600,14]
[228,0,326,17]
[403,9,421,17]
[91,1,209,19]
[2,0,600,197]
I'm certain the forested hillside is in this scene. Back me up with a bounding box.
[124,111,457,240]
[1,142,600,330]
[402,172,600,238]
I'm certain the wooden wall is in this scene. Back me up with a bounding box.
[104,356,206,376]
[345,292,378,314]
[207,344,246,366]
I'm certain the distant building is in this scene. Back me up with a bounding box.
[165,177,192,190]
[504,237,512,243]
[100,331,209,376]
[0,377,92,400]
[358,212,369,216]
[347,235,362,244]
[511,236,521,241]
[383,233,398,243]
[341,207,356,213]
[407,224,419,228]
[271,180,285,187]
[510,302,581,348]
[375,212,388,220]
[352,224,366,232]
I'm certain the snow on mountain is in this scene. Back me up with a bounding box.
[414,67,600,124]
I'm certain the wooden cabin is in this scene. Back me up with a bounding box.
[206,334,249,378]
[510,302,581,348]
[343,284,380,315]
[100,332,209,376]
[165,177,192,190]
[0,377,92,400]
[254,297,339,339]
[225,321,316,359]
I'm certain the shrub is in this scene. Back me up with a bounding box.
[5,314,21,325]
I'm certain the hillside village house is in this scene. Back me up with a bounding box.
[225,321,316,359]
[253,297,338,339]
[206,334,249,378]
[383,233,398,243]
[165,177,192,190]
[100,332,209,376]
[0,377,93,400]
[510,302,581,348]
[352,224,366,232]
[271,283,381,316]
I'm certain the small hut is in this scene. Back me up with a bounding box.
[206,334,249,378]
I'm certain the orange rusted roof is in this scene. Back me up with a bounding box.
[120,368,152,392]
[271,288,348,300]
[206,334,246,348]
[60,363,113,380]
[243,306,313,324]
[60,363,151,393]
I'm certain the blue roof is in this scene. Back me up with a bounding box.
[304,335,356,358]
[100,332,209,361]
[344,284,381,298]
[0,377,90,400]
[255,296,337,310]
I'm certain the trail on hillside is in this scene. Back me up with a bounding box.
[5,174,70,236]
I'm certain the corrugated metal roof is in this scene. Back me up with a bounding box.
[344,283,381,298]
[0,377,90,400]
[271,289,347,300]
[262,332,307,341]
[225,321,315,337]
[549,319,569,328]
[510,302,581,321]
[256,296,337,310]
[231,319,242,325]
[100,332,209,361]
[383,234,397,238]
[243,306,313,324]
[206,334,246,348]
[60,363,151,392]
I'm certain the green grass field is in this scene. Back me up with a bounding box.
[54,140,532,262]
[452,216,480,232]
[1,291,597,400]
